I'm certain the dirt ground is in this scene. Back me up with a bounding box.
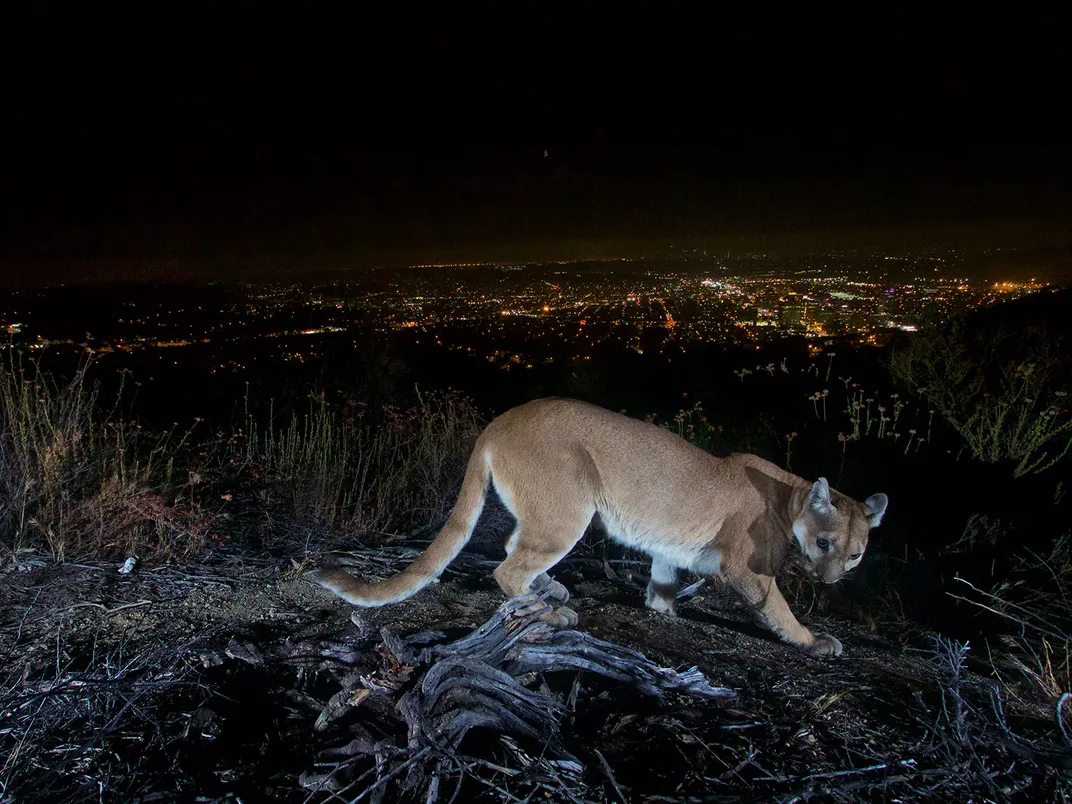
[1,535,1069,802]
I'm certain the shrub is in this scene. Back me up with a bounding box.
[890,320,1072,477]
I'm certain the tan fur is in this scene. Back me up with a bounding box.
[312,398,888,657]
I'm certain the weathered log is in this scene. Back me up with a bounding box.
[300,592,735,801]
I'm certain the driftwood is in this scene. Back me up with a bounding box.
[297,592,735,801]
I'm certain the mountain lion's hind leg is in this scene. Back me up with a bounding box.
[645,556,680,615]
[493,521,586,627]
[505,525,569,603]
[535,572,570,603]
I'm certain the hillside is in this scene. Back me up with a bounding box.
[2,299,1072,800]
[2,524,1070,801]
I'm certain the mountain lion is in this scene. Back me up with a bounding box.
[312,398,888,657]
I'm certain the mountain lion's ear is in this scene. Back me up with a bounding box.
[808,477,834,515]
[863,493,888,527]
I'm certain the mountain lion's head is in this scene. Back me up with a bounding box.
[792,478,887,584]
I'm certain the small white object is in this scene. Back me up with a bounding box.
[118,556,138,575]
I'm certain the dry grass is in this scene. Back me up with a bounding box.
[997,541,1070,698]
[1,350,485,561]
[949,534,1072,707]
[994,636,1072,704]
[0,630,196,801]
[241,388,484,542]
[0,352,209,562]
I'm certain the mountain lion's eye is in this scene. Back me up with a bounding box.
[849,552,862,560]
[816,538,830,551]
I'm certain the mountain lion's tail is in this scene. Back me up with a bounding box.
[310,442,490,606]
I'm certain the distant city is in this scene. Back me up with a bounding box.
[0,252,1050,381]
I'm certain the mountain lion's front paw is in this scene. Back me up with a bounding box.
[806,633,843,657]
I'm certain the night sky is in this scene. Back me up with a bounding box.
[2,8,1068,285]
